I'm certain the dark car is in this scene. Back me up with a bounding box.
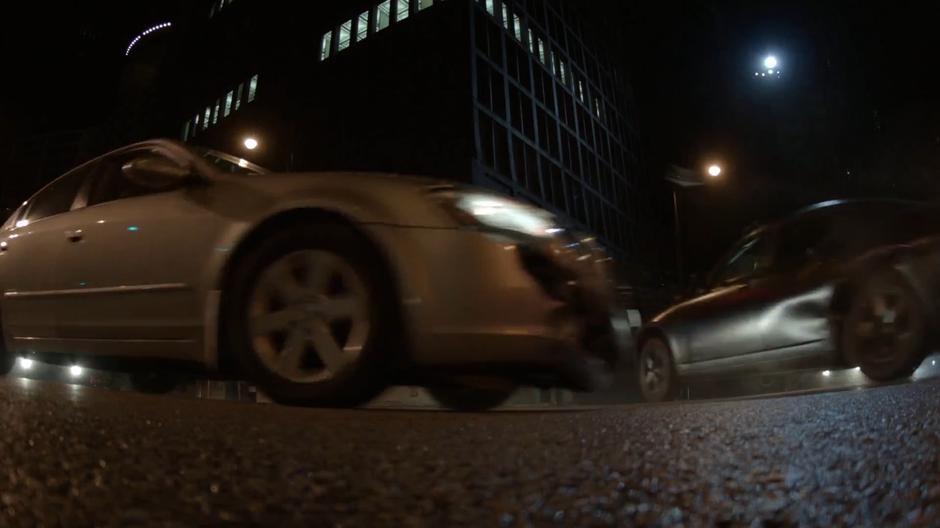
[636,199,940,402]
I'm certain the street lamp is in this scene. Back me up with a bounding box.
[755,54,782,78]
[243,137,259,151]
[665,164,723,286]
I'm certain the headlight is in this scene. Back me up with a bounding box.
[436,190,560,237]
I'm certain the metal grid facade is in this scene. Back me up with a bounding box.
[470,0,640,256]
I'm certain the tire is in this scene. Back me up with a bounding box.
[128,371,180,394]
[843,271,928,382]
[637,337,679,402]
[428,386,514,412]
[222,222,401,407]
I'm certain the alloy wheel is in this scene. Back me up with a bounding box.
[249,250,370,383]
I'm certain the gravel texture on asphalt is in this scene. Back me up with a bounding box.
[0,377,938,527]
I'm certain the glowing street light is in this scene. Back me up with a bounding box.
[707,164,722,178]
[18,357,33,370]
[69,365,84,378]
[243,137,259,150]
[763,55,778,69]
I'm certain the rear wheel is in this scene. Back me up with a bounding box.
[638,337,679,402]
[222,223,400,407]
[843,272,927,382]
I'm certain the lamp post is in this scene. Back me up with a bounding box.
[665,164,722,286]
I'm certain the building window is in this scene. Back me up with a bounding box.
[418,0,433,11]
[527,28,536,54]
[501,4,510,30]
[512,14,523,42]
[182,120,190,141]
[212,99,221,124]
[337,20,352,52]
[577,80,585,103]
[222,91,233,117]
[203,107,211,130]
[248,74,258,102]
[235,83,244,110]
[376,1,392,32]
[320,31,332,60]
[356,11,369,42]
[537,38,547,65]
[396,0,410,22]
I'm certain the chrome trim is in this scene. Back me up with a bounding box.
[4,283,189,298]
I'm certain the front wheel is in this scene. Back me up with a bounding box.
[638,337,679,402]
[222,223,400,408]
[843,272,928,382]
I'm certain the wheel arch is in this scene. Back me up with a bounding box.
[635,325,686,364]
[213,207,409,375]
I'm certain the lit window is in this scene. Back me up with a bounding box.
[203,107,211,129]
[320,30,332,60]
[248,74,258,102]
[356,11,369,42]
[376,1,392,32]
[513,14,522,41]
[396,0,410,22]
[559,60,568,84]
[594,97,602,118]
[212,99,221,124]
[337,20,352,52]
[501,4,510,29]
[550,51,557,76]
[235,83,244,110]
[527,28,535,53]
[224,90,234,117]
[537,38,546,64]
[193,114,200,134]
[485,0,495,16]
[418,0,433,11]
[182,120,190,141]
[578,80,585,102]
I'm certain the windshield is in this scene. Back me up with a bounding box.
[192,147,268,175]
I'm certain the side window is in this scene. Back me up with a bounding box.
[21,167,91,224]
[86,151,182,207]
[712,235,772,285]
[775,215,831,271]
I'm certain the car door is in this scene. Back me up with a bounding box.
[0,164,92,349]
[755,212,839,353]
[48,147,221,356]
[685,231,779,363]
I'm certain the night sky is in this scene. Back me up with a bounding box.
[3,1,939,275]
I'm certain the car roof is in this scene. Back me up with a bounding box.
[744,198,923,240]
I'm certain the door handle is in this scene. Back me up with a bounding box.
[65,230,84,243]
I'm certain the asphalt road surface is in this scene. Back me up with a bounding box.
[1,377,939,527]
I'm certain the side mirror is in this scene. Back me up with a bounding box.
[121,157,195,189]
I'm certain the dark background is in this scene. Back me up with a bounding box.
[2,0,938,277]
